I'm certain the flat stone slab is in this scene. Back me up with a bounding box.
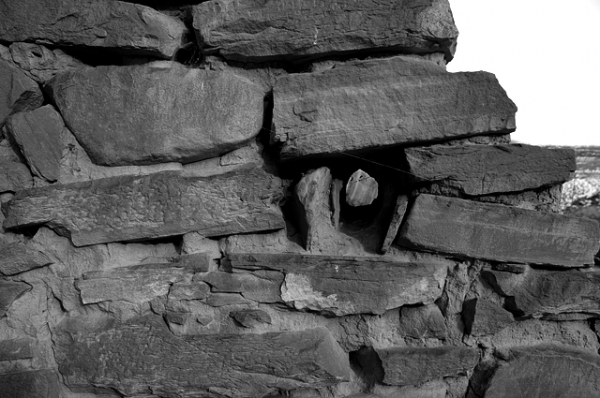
[0,59,43,127]
[0,369,60,398]
[484,345,600,397]
[404,144,576,196]
[0,160,32,193]
[193,0,458,62]
[0,237,52,276]
[0,338,34,361]
[225,253,448,316]
[54,315,351,397]
[397,194,600,266]
[272,56,517,160]
[4,168,285,247]
[0,0,186,59]
[378,346,479,386]
[46,62,265,166]
[483,268,600,318]
[462,298,514,336]
[4,42,84,83]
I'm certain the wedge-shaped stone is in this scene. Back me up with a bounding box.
[0,237,51,276]
[272,56,516,160]
[398,194,600,266]
[0,0,185,59]
[0,338,34,361]
[0,60,43,127]
[4,168,284,247]
[54,315,351,397]
[378,346,479,386]
[46,62,265,166]
[193,0,458,62]
[0,280,31,317]
[225,253,448,316]
[485,345,600,397]
[462,298,514,336]
[0,369,60,398]
[404,144,576,196]
[483,268,600,318]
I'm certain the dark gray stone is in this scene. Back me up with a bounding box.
[0,237,51,276]
[399,304,447,340]
[0,59,43,127]
[0,369,60,398]
[229,309,272,328]
[0,280,31,317]
[462,298,514,336]
[7,42,84,83]
[380,195,409,254]
[0,338,34,361]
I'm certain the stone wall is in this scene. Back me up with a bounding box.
[1,1,599,398]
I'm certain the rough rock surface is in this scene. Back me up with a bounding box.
[46,62,265,166]
[193,0,458,62]
[484,345,600,397]
[0,369,60,398]
[404,144,576,196]
[0,338,34,361]
[398,304,447,340]
[272,56,517,160]
[462,298,514,336]
[0,280,31,317]
[4,168,284,246]
[346,169,378,207]
[54,315,351,397]
[5,105,64,182]
[5,43,84,83]
[398,194,600,266]
[0,60,43,127]
[0,0,186,59]
[0,236,51,276]
[225,253,448,316]
[0,159,33,193]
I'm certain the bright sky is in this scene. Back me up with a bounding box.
[448,0,600,146]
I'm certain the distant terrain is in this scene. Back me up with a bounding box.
[558,146,600,223]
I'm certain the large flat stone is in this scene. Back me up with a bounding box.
[0,369,60,398]
[193,0,458,62]
[484,345,600,397]
[404,144,576,196]
[0,59,43,127]
[4,168,284,247]
[225,253,448,316]
[483,268,600,318]
[398,194,600,266]
[0,0,186,59]
[54,315,351,397]
[46,62,265,166]
[272,56,517,161]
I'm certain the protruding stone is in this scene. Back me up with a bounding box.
[8,43,84,83]
[462,298,514,336]
[230,309,272,328]
[404,144,575,196]
[0,280,31,317]
[0,369,60,398]
[198,271,283,304]
[54,315,351,397]
[398,194,600,267]
[346,169,378,207]
[0,338,34,361]
[0,0,186,59]
[378,346,479,386]
[193,0,458,62]
[6,105,64,182]
[0,60,43,127]
[46,62,265,166]
[4,168,284,246]
[0,236,52,276]
[380,195,409,254]
[399,304,447,340]
[272,56,517,161]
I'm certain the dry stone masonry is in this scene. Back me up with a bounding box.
[0,1,598,398]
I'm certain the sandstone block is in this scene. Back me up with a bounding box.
[225,253,448,316]
[272,56,516,160]
[0,0,186,59]
[46,62,265,166]
[193,0,458,62]
[0,280,31,317]
[462,298,514,336]
[404,144,576,196]
[4,168,285,246]
[8,43,84,83]
[198,271,283,304]
[0,338,34,361]
[398,304,447,340]
[0,369,60,398]
[54,315,351,397]
[0,237,52,276]
[0,60,43,127]
[398,194,600,266]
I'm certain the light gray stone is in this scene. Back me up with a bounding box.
[380,195,409,254]
[346,169,378,207]
[8,42,84,83]
[0,280,31,317]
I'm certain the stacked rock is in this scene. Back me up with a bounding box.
[0,1,599,397]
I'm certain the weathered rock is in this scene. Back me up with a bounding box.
[229,309,272,328]
[0,369,60,398]
[6,105,64,182]
[484,345,600,397]
[76,263,195,305]
[46,62,265,166]
[0,160,32,193]
[378,346,479,386]
[54,315,351,397]
[4,168,284,246]
[0,338,34,361]
[0,0,186,59]
[380,195,409,254]
[8,42,84,83]
[193,0,458,62]
[225,253,448,316]
[483,268,600,318]
[168,281,211,301]
[0,236,51,276]
[398,304,447,340]
[398,194,600,266]
[404,144,575,196]
[272,56,516,161]
[373,380,447,398]
[462,298,513,336]
[173,253,212,273]
[0,60,43,127]
[198,271,284,303]
[0,280,31,317]
[346,169,378,207]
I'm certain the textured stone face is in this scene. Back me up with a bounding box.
[404,144,576,196]
[484,345,600,397]
[0,237,51,276]
[7,43,84,83]
[54,315,351,397]
[462,298,514,336]
[46,62,265,166]
[272,56,517,160]
[0,280,31,318]
[193,0,458,62]
[0,0,186,59]
[3,168,285,246]
[0,59,43,127]
[398,194,600,266]
[0,369,60,398]
[0,338,34,361]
